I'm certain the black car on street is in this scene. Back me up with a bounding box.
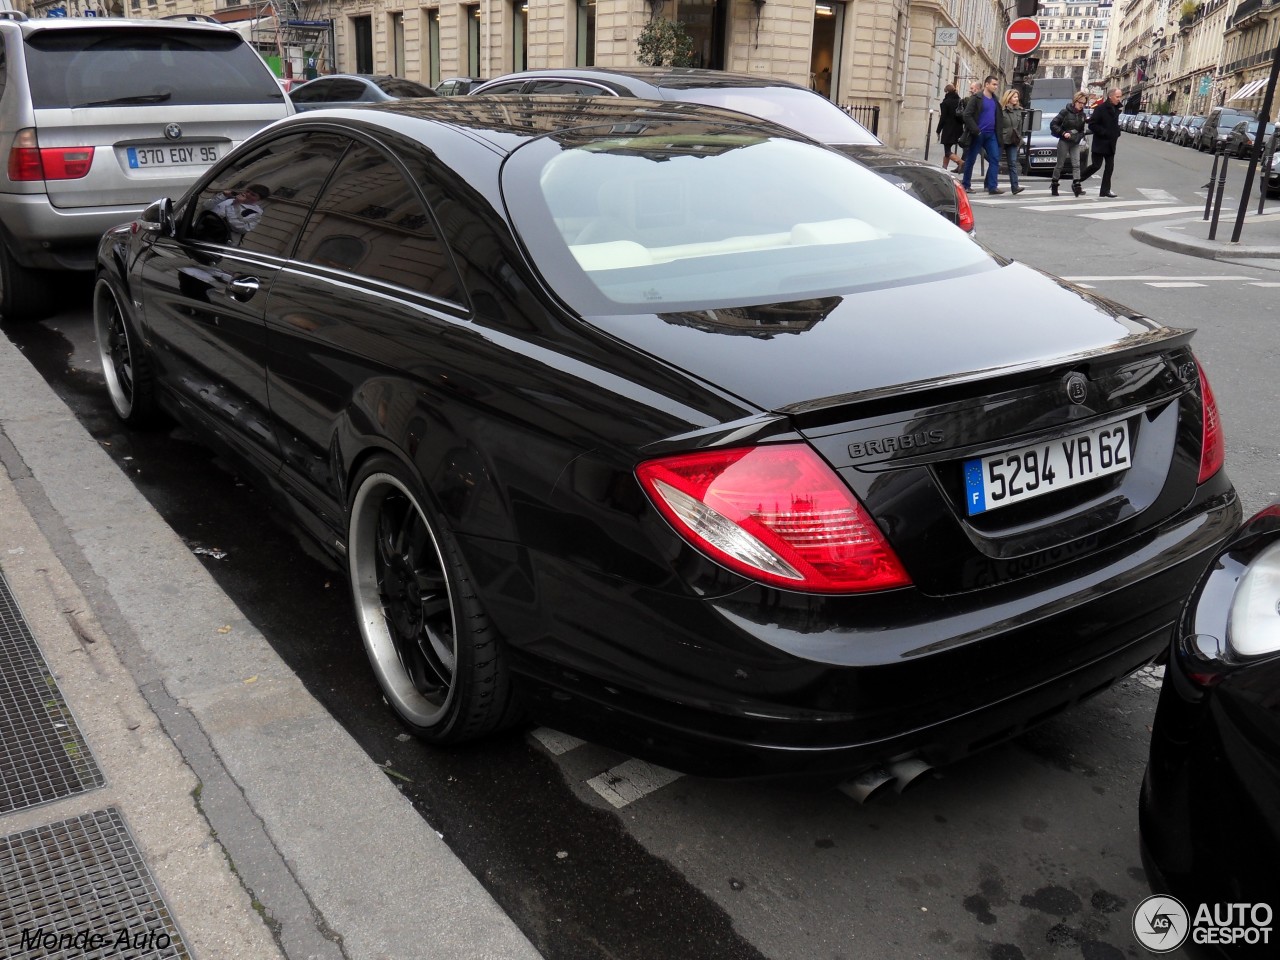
[94,97,1239,781]
[1140,500,1280,956]
[471,66,974,235]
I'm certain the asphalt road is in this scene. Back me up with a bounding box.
[6,130,1274,960]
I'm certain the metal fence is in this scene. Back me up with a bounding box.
[839,103,880,137]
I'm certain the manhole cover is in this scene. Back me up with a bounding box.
[0,808,190,959]
[0,566,104,815]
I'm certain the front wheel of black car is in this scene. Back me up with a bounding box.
[347,457,518,743]
[94,278,159,426]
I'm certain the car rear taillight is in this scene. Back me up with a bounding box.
[7,128,94,182]
[955,181,975,233]
[636,444,911,593]
[1196,360,1225,484]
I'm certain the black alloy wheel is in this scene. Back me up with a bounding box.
[94,279,158,425]
[347,457,519,742]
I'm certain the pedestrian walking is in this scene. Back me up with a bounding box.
[937,84,964,171]
[1080,87,1123,198]
[1049,91,1090,197]
[998,88,1026,194]
[961,76,1004,195]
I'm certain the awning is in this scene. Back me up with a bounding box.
[1228,78,1268,100]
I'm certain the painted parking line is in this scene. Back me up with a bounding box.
[1146,282,1207,288]
[1080,205,1205,220]
[1062,275,1259,282]
[587,759,683,808]
[1247,282,1280,287]
[529,727,587,756]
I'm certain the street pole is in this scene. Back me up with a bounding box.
[1231,42,1280,243]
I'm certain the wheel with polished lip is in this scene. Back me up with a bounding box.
[347,456,518,742]
[94,278,159,425]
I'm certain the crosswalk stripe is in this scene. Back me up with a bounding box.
[1079,205,1205,220]
[1138,187,1179,202]
[1247,281,1280,287]
[530,727,586,755]
[587,759,683,808]
[1146,281,1207,288]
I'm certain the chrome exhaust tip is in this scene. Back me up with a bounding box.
[887,757,934,794]
[838,767,894,804]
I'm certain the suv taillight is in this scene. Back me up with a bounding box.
[1196,360,1225,484]
[7,129,94,182]
[955,181,975,233]
[636,444,911,593]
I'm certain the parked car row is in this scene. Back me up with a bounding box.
[1122,105,1272,157]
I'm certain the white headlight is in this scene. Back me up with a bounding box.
[1227,540,1280,657]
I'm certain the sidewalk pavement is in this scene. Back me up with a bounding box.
[0,319,542,959]
[1130,205,1280,261]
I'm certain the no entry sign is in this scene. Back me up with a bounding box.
[1005,18,1042,56]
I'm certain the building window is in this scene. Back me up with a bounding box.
[351,15,373,74]
[466,4,481,78]
[576,0,596,67]
[513,1,528,71]
[391,12,405,75]
[427,8,441,85]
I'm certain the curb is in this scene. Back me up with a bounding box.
[1131,215,1280,261]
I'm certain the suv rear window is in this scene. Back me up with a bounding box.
[24,28,285,109]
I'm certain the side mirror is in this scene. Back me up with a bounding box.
[139,197,175,237]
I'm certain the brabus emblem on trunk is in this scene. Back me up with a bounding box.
[1065,373,1088,405]
[164,124,183,141]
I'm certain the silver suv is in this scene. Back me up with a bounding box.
[0,13,290,321]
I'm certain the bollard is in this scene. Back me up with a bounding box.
[1208,154,1230,241]
[1203,151,1220,220]
[925,109,934,163]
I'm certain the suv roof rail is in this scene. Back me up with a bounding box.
[0,10,29,21]
[161,13,220,22]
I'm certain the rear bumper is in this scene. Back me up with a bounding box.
[0,192,141,270]
[507,487,1240,780]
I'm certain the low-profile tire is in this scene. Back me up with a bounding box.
[347,456,519,743]
[94,278,160,426]
[0,242,52,323]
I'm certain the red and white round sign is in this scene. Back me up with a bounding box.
[1005,18,1042,56]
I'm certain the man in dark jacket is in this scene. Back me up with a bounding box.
[961,76,1004,195]
[1080,88,1123,198]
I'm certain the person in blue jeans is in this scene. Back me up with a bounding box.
[998,88,1026,194]
[961,75,1003,195]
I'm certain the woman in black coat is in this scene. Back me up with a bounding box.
[937,85,964,171]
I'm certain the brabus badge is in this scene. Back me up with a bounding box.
[1065,372,1089,405]
[164,123,183,141]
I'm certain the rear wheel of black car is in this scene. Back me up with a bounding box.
[94,278,159,426]
[347,456,518,743]
[0,243,51,323]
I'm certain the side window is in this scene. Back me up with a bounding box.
[527,80,609,96]
[477,80,528,95]
[290,79,337,104]
[295,143,462,305]
[326,78,370,101]
[188,132,350,255]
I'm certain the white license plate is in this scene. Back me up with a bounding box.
[964,420,1131,516]
[127,144,220,169]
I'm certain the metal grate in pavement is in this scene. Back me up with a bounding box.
[0,807,190,959]
[0,564,104,815]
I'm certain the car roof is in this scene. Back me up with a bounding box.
[12,16,238,36]
[297,94,809,156]
[479,66,811,96]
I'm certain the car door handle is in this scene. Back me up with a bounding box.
[227,276,261,301]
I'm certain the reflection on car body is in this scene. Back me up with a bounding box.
[95,97,1239,782]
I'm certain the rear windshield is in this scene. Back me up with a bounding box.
[505,121,991,316]
[25,28,285,109]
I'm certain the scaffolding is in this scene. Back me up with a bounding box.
[228,0,335,82]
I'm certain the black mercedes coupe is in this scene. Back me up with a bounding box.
[94,97,1239,780]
